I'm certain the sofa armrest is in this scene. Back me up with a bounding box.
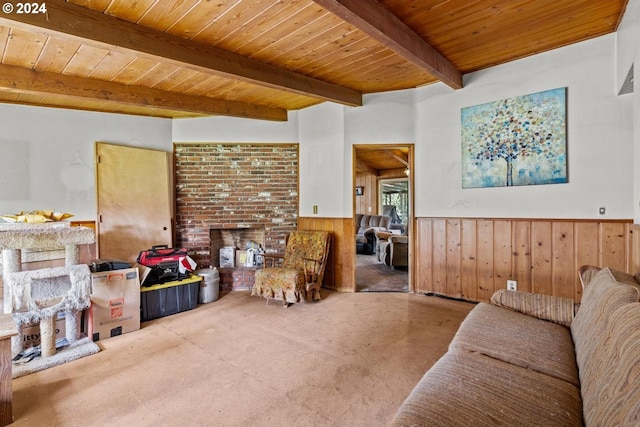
[374,230,393,241]
[362,226,387,235]
[490,290,577,327]
[578,264,601,289]
[388,235,408,244]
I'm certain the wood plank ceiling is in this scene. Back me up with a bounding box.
[0,0,628,120]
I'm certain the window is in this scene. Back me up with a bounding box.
[380,179,409,224]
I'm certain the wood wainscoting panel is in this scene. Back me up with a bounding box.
[494,220,513,297]
[415,218,635,303]
[415,216,433,295]
[298,217,355,292]
[445,219,462,299]
[632,224,640,274]
[512,220,532,293]
[531,220,553,297]
[574,222,599,274]
[476,219,495,302]
[431,219,447,296]
[552,221,575,300]
[599,222,630,271]
[460,219,478,301]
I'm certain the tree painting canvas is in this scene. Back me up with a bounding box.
[461,87,567,188]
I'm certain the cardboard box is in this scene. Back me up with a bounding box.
[235,250,247,267]
[87,268,140,341]
[21,312,66,349]
[220,246,235,268]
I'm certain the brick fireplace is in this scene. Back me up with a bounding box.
[209,226,266,267]
[174,143,298,289]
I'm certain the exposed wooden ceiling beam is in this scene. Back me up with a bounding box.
[0,63,288,121]
[312,0,463,90]
[0,0,362,107]
[0,97,196,119]
[355,159,379,176]
[388,149,409,167]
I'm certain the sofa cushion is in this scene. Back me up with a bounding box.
[389,349,583,427]
[491,289,575,326]
[450,302,579,386]
[571,268,639,385]
[582,302,640,426]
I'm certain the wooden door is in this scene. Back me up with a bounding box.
[95,142,173,263]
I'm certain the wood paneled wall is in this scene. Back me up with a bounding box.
[355,172,377,215]
[298,217,355,292]
[416,218,634,303]
[632,224,640,273]
[298,216,638,304]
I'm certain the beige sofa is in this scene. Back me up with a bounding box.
[390,266,640,426]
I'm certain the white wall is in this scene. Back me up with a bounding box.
[618,0,640,223]
[298,103,346,217]
[172,113,298,143]
[416,34,633,219]
[0,104,172,220]
[172,32,634,220]
[344,89,416,145]
[343,89,416,216]
[173,92,415,218]
[3,9,636,223]
[616,0,639,93]
[172,106,351,218]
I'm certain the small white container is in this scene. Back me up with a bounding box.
[196,267,220,304]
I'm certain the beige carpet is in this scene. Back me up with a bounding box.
[356,254,408,292]
[12,337,100,379]
[11,289,474,427]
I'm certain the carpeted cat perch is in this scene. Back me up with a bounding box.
[6,265,91,357]
[0,225,99,376]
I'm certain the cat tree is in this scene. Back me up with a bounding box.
[0,224,94,357]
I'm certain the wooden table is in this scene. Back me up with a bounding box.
[0,314,17,426]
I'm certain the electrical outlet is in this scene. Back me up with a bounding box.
[507,280,517,291]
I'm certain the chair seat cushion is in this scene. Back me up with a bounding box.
[252,267,306,303]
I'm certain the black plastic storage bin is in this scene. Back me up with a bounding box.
[140,275,202,321]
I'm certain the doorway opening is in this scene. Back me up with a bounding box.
[353,144,413,292]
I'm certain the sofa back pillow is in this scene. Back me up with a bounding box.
[582,302,640,426]
[571,268,639,403]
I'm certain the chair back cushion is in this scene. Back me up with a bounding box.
[282,231,330,272]
[355,215,391,235]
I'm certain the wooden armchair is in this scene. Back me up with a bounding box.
[251,230,331,306]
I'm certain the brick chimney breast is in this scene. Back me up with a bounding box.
[174,143,299,271]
